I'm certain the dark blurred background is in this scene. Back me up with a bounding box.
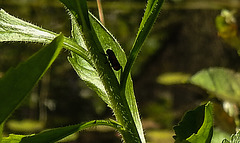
[1,0,240,142]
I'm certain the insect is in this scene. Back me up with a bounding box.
[106,49,122,71]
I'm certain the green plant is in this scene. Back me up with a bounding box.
[0,0,164,142]
[155,9,240,143]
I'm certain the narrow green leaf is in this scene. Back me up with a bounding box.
[119,0,164,140]
[173,102,213,143]
[20,120,123,143]
[120,0,164,90]
[189,67,240,104]
[0,34,63,124]
[0,9,91,65]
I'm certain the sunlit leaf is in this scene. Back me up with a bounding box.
[0,9,55,43]
[0,34,63,124]
[173,102,213,143]
[190,67,240,104]
[0,9,90,64]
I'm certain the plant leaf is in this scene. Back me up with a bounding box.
[68,53,111,106]
[119,0,164,140]
[0,34,63,125]
[0,9,56,43]
[89,13,125,81]
[20,120,123,143]
[120,0,164,89]
[0,9,91,65]
[173,102,213,143]
[189,67,240,104]
[65,0,125,106]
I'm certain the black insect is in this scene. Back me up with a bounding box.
[106,49,122,71]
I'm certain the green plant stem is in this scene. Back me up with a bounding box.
[63,37,93,67]
[81,9,142,143]
[60,0,145,141]
[87,25,142,143]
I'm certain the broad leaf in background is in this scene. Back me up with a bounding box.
[190,67,240,104]
[20,120,122,143]
[0,34,63,125]
[173,102,213,143]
